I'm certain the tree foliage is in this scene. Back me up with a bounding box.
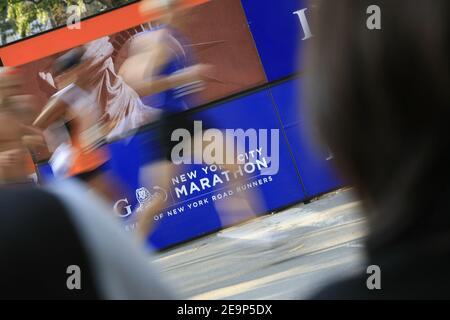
[0,0,134,44]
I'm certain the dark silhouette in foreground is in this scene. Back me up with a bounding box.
[307,0,450,299]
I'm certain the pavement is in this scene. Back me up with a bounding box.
[152,188,368,299]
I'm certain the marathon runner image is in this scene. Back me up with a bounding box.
[116,0,264,240]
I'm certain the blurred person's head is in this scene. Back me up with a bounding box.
[305,0,450,251]
[52,47,87,90]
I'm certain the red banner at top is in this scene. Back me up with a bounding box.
[0,0,208,67]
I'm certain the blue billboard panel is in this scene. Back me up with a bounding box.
[107,88,307,249]
[269,78,343,196]
[284,126,342,197]
[241,0,310,81]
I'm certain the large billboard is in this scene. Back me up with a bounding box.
[2,0,341,249]
[3,0,266,140]
[107,88,307,248]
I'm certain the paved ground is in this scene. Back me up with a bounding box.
[152,188,367,299]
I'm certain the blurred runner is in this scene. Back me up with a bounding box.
[118,0,263,240]
[32,36,207,201]
[32,47,120,201]
[119,0,206,112]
